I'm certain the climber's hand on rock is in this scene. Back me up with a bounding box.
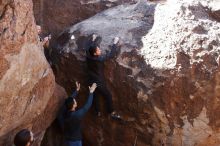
[89,83,97,93]
[92,34,97,42]
[43,36,49,42]
[113,37,120,45]
[48,34,52,40]
[76,81,80,91]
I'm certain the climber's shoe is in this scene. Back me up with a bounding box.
[110,111,122,120]
[95,111,102,117]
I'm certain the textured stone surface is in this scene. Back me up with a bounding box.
[47,0,220,145]
[0,0,66,145]
[32,0,136,38]
[208,0,220,22]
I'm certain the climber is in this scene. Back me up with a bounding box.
[14,129,34,146]
[36,25,52,64]
[63,82,97,146]
[86,34,122,120]
[36,25,51,47]
[57,81,81,133]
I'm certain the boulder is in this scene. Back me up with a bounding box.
[32,0,136,38]
[0,0,66,145]
[48,0,220,145]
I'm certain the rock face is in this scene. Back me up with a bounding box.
[46,0,220,146]
[0,0,66,145]
[32,0,136,38]
[208,0,220,22]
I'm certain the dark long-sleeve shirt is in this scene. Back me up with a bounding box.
[63,93,93,141]
[70,90,78,98]
[56,90,79,136]
[86,44,120,85]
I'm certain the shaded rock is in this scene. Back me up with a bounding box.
[47,1,157,146]
[32,0,137,39]
[31,84,67,146]
[47,0,220,146]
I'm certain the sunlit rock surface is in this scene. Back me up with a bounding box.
[0,0,66,145]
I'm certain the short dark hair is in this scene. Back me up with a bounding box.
[65,97,75,110]
[14,129,31,146]
[88,44,98,56]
